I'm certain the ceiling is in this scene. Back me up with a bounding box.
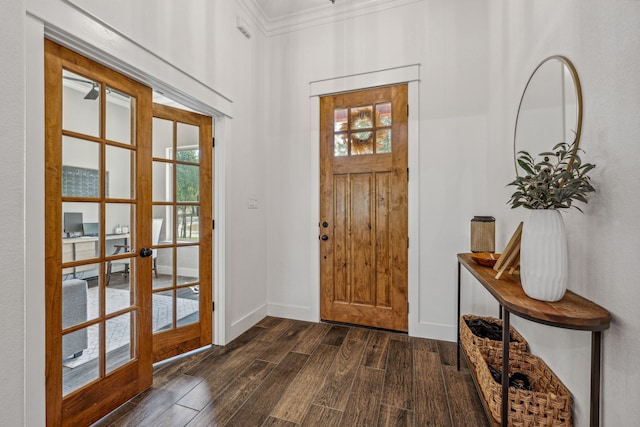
[241,0,420,36]
[253,0,338,21]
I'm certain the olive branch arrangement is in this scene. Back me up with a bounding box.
[507,141,596,211]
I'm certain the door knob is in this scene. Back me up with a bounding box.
[322,221,329,228]
[321,235,329,241]
[140,247,153,258]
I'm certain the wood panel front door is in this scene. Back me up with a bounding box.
[320,85,408,332]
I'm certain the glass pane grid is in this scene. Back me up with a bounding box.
[334,103,393,156]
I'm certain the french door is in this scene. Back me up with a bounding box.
[150,103,212,362]
[44,40,212,425]
[319,84,408,332]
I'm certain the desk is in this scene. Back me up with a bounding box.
[456,253,611,427]
[62,234,130,276]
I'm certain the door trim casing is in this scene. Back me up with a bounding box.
[306,65,421,335]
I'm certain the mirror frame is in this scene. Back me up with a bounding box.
[513,55,583,175]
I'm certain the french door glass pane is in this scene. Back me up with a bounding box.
[106,88,132,145]
[105,145,135,199]
[177,245,199,285]
[153,205,173,243]
[105,203,135,251]
[177,205,199,242]
[176,164,199,202]
[62,323,99,396]
[152,117,173,159]
[62,137,101,198]
[62,70,100,138]
[153,290,174,332]
[177,287,199,327]
[62,202,101,262]
[153,248,173,290]
[105,312,134,373]
[177,123,200,163]
[153,160,173,202]
[105,265,134,315]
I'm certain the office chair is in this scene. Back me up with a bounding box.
[106,218,164,285]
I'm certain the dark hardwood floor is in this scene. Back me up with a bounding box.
[92,317,489,427]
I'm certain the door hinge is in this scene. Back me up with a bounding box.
[407,237,409,248]
[407,302,409,313]
[212,219,215,230]
[407,104,409,117]
[212,301,215,312]
[407,167,409,181]
[212,137,215,148]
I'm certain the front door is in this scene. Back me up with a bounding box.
[319,85,409,332]
[45,40,153,425]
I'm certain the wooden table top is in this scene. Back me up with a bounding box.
[458,253,611,331]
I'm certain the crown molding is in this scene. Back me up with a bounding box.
[236,0,423,37]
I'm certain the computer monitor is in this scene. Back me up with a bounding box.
[63,212,83,237]
[83,222,99,237]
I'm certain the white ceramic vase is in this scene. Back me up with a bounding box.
[520,209,568,302]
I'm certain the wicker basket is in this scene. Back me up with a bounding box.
[476,346,572,427]
[460,314,528,368]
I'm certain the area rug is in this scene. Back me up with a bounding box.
[63,287,199,368]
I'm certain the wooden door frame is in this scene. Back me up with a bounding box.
[309,66,421,335]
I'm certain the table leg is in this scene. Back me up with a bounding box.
[590,331,602,427]
[501,309,510,427]
[457,261,461,371]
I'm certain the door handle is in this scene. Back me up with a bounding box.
[140,247,153,258]
[321,235,329,241]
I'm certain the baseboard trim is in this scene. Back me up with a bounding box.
[410,321,456,343]
[267,303,317,323]
[227,304,268,343]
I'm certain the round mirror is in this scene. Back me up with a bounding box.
[514,55,582,175]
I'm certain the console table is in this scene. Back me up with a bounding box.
[456,253,611,427]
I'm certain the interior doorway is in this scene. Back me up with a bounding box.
[44,40,213,426]
[319,84,409,332]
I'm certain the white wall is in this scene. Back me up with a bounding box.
[483,2,640,426]
[261,0,640,426]
[4,0,639,425]
[0,0,26,424]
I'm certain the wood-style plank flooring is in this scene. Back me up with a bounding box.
[92,317,489,427]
